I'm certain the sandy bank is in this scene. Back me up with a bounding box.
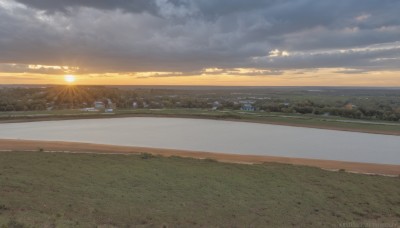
[0,139,399,176]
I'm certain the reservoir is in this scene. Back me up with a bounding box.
[0,117,399,165]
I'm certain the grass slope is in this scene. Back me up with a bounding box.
[0,152,399,227]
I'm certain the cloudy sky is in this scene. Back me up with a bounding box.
[0,0,399,85]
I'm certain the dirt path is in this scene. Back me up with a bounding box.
[0,139,399,176]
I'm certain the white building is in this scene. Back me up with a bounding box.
[94,101,105,109]
[241,103,255,111]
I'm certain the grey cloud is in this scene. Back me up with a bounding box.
[1,0,400,75]
[250,44,400,70]
[0,75,42,80]
[333,69,370,74]
[135,68,283,78]
[135,71,202,79]
[0,63,72,74]
[13,0,158,14]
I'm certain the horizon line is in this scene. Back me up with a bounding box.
[1,84,400,89]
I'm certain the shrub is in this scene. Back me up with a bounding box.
[203,158,217,162]
[140,153,154,159]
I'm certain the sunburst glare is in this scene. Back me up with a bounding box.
[64,75,76,83]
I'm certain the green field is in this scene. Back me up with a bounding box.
[1,108,400,135]
[0,152,399,227]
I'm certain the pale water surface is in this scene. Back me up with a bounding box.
[0,117,399,164]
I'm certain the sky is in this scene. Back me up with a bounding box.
[0,0,399,86]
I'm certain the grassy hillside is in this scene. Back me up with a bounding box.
[0,152,399,227]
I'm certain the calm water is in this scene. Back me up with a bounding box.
[0,117,399,164]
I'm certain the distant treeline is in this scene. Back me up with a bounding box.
[0,86,399,121]
[257,102,400,121]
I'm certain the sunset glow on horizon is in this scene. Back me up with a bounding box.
[1,68,400,87]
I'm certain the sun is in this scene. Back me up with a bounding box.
[64,75,76,83]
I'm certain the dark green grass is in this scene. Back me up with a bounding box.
[0,152,399,227]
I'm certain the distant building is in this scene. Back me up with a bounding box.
[238,100,255,104]
[212,101,220,110]
[94,101,105,109]
[81,107,99,112]
[344,103,356,110]
[241,103,255,111]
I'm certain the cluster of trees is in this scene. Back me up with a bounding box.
[0,86,138,111]
[0,88,47,111]
[256,100,400,121]
[1,86,399,121]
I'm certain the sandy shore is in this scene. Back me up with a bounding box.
[0,139,399,176]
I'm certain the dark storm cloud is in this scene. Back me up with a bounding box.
[0,0,399,74]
